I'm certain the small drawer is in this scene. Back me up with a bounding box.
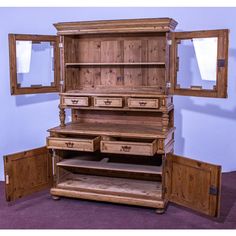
[100,138,157,156]
[47,136,100,152]
[62,96,89,106]
[94,97,123,108]
[128,98,159,109]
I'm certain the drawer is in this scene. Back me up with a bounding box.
[47,136,100,152]
[62,96,89,106]
[128,98,159,109]
[100,139,157,156]
[94,97,123,108]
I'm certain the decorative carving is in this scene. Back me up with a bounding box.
[59,105,65,127]
[162,113,169,132]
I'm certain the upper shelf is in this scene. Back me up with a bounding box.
[65,62,166,67]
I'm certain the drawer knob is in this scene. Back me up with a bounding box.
[139,101,147,106]
[104,99,112,105]
[120,145,131,152]
[71,99,79,104]
[65,142,74,148]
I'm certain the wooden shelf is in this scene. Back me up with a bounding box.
[53,173,162,202]
[65,62,165,67]
[57,157,162,176]
[48,122,174,139]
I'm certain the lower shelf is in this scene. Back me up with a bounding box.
[51,174,164,208]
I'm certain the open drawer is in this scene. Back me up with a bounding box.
[47,136,100,152]
[100,138,158,156]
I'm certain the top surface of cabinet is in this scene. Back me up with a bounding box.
[54,18,178,35]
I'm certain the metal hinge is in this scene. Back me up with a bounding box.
[11,86,15,95]
[166,82,171,88]
[167,40,172,45]
[164,187,167,194]
[217,59,225,68]
[209,186,219,196]
[59,43,63,48]
[5,175,9,185]
[52,149,56,176]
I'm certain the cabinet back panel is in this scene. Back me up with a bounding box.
[64,33,167,92]
[72,110,163,127]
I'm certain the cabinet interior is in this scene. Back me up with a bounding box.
[63,33,167,94]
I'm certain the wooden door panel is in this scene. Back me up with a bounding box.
[4,146,52,201]
[165,154,221,217]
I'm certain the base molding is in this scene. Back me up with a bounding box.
[51,187,166,209]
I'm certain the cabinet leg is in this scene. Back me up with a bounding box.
[52,195,60,200]
[155,208,165,214]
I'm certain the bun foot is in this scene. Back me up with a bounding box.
[52,195,60,200]
[155,208,165,214]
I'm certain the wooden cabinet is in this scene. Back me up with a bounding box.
[5,18,229,217]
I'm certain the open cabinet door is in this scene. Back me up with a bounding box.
[169,29,229,98]
[9,34,60,95]
[165,154,221,217]
[4,146,53,202]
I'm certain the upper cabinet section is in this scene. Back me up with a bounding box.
[9,34,60,95]
[170,29,229,98]
[53,18,178,35]
[62,33,169,94]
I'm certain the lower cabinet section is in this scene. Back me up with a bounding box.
[51,174,165,208]
[51,152,164,209]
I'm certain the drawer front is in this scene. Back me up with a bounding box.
[100,140,157,156]
[47,137,100,152]
[128,98,159,109]
[62,96,89,106]
[94,97,123,107]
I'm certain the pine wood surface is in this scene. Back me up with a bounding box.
[48,122,174,139]
[57,157,162,176]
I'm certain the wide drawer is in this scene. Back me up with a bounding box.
[100,139,158,156]
[47,136,100,152]
[94,97,123,107]
[62,96,89,106]
[127,98,159,109]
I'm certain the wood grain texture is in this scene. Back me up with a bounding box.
[48,122,174,139]
[54,18,178,35]
[4,147,52,202]
[165,154,221,217]
[100,139,157,156]
[57,157,162,176]
[47,136,100,152]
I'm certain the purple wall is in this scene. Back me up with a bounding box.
[0,7,236,181]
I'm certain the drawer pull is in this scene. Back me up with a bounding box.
[104,99,112,105]
[65,142,74,148]
[120,145,131,152]
[139,101,147,106]
[71,99,79,104]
